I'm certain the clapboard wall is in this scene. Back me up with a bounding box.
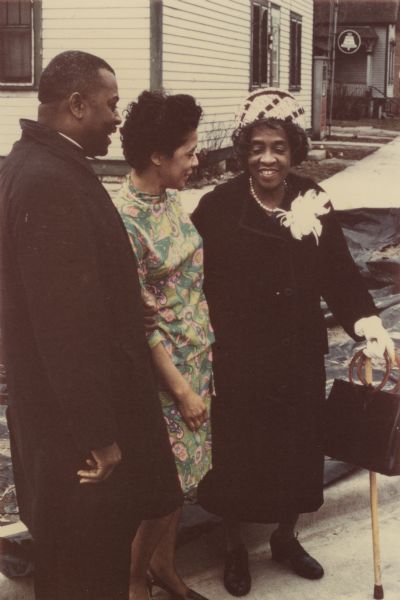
[162,0,313,150]
[0,0,314,159]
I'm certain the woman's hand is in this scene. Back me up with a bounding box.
[149,343,208,431]
[175,388,208,432]
[141,289,158,333]
[354,315,395,361]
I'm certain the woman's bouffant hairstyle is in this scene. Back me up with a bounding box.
[120,90,202,172]
[232,118,309,169]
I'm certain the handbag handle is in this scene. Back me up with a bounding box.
[349,349,400,393]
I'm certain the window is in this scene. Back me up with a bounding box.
[251,2,280,88]
[251,1,269,88]
[0,0,41,89]
[270,5,280,87]
[289,12,302,91]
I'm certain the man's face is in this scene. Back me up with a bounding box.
[80,68,121,157]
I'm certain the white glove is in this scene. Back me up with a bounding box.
[354,315,395,361]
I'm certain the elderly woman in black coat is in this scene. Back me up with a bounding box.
[192,88,394,596]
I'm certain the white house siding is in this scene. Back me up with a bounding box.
[162,0,250,151]
[0,0,151,158]
[162,0,313,150]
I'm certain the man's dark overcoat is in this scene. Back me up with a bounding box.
[0,120,181,544]
[192,172,376,523]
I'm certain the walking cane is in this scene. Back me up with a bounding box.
[365,357,384,600]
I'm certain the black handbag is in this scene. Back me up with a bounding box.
[324,350,400,476]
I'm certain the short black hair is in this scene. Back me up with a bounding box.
[232,118,309,168]
[120,90,202,172]
[38,50,115,103]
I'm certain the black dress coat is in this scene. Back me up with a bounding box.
[192,172,376,523]
[0,120,182,543]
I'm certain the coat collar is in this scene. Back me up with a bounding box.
[20,119,97,179]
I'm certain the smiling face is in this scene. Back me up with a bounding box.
[158,129,199,190]
[79,68,122,157]
[247,123,291,200]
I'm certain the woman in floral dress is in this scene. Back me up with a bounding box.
[114,90,213,600]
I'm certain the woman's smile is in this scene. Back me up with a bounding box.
[257,167,280,181]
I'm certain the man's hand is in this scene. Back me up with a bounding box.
[77,441,122,484]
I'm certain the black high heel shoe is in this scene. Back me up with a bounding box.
[223,545,251,597]
[147,570,210,600]
[269,530,324,580]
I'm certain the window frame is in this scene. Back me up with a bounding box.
[289,11,302,92]
[270,4,280,87]
[250,0,270,89]
[0,0,42,91]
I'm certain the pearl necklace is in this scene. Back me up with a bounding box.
[249,176,287,214]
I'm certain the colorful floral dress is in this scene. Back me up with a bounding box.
[114,177,214,498]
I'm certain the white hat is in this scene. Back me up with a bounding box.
[234,88,307,132]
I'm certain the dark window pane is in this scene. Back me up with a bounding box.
[297,23,302,86]
[260,7,268,84]
[7,0,22,26]
[252,4,260,86]
[290,17,301,88]
[20,0,32,26]
[0,3,7,26]
[290,20,296,85]
[0,29,31,82]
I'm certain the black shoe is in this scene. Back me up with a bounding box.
[223,545,251,597]
[269,530,324,580]
[147,570,210,600]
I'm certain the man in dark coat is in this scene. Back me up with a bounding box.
[0,51,182,600]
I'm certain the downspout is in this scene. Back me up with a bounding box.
[384,25,389,109]
[150,0,163,90]
[33,0,43,88]
[328,0,339,135]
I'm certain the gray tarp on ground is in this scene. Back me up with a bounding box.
[0,208,399,576]
[326,208,400,389]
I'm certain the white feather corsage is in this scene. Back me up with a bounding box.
[276,189,331,244]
